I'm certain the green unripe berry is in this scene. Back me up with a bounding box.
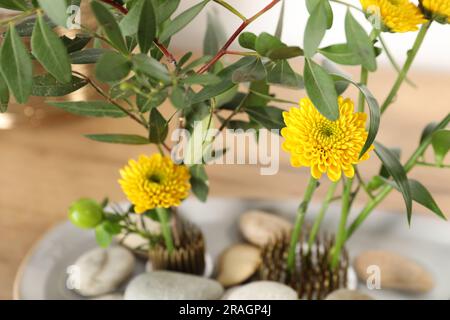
[68,198,104,229]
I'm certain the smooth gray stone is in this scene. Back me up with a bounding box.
[224,281,298,300]
[74,246,135,297]
[124,271,224,300]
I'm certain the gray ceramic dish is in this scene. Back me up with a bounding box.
[14,197,450,299]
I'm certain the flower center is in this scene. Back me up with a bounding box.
[148,173,163,184]
[320,125,335,138]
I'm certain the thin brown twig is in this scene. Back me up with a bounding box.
[197,0,281,74]
[72,71,148,128]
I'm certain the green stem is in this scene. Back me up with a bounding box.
[357,67,369,112]
[287,176,318,273]
[331,177,353,268]
[346,113,450,238]
[357,29,379,112]
[328,0,363,12]
[213,0,247,21]
[416,161,450,169]
[378,34,416,87]
[155,207,174,254]
[307,181,338,249]
[380,22,431,114]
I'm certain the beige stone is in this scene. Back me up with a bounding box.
[239,210,292,247]
[216,244,261,287]
[354,250,434,293]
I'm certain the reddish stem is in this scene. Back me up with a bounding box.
[100,0,128,14]
[154,39,177,65]
[197,0,281,74]
[98,0,176,64]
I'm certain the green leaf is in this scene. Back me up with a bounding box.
[120,0,144,36]
[95,51,131,82]
[319,44,362,66]
[238,32,257,50]
[91,0,128,54]
[306,0,332,29]
[374,141,412,223]
[70,48,108,64]
[303,58,339,121]
[181,55,213,73]
[345,10,377,72]
[183,73,221,85]
[431,130,450,166]
[61,34,91,53]
[160,0,210,42]
[379,148,401,178]
[245,106,284,132]
[0,25,32,104]
[0,73,9,113]
[37,0,68,26]
[203,12,226,56]
[85,134,150,145]
[255,32,285,57]
[241,80,270,108]
[169,86,191,110]
[149,108,168,143]
[323,0,333,29]
[420,122,438,144]
[304,0,328,58]
[322,60,351,94]
[178,52,193,68]
[330,73,380,158]
[190,176,209,202]
[132,53,171,83]
[102,220,122,235]
[267,46,303,60]
[382,178,446,221]
[15,16,55,37]
[275,0,285,38]
[0,0,29,11]
[267,60,303,88]
[157,0,181,23]
[138,89,169,112]
[95,222,113,248]
[192,57,253,103]
[32,13,71,83]
[138,0,157,53]
[232,58,266,83]
[32,74,87,96]
[189,164,209,202]
[47,101,127,117]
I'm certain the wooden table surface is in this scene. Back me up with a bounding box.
[0,66,449,299]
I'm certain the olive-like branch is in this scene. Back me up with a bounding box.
[197,0,281,74]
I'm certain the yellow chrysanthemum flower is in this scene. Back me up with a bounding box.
[420,0,450,23]
[360,0,427,32]
[119,154,191,213]
[281,97,373,182]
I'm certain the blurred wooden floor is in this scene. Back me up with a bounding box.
[1,67,449,299]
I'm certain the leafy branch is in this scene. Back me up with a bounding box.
[197,0,282,74]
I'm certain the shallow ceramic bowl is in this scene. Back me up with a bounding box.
[14,197,450,300]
